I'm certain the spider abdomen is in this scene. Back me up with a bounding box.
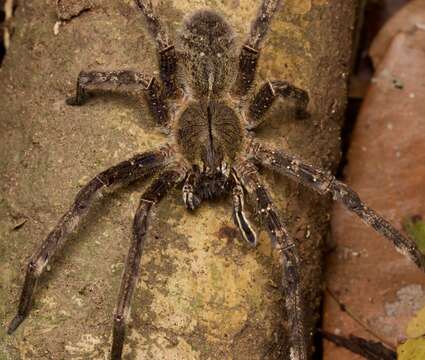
[179,9,237,98]
[176,100,243,171]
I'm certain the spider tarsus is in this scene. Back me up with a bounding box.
[66,95,85,106]
[7,314,25,334]
[111,315,125,359]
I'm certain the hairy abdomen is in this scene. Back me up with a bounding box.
[178,9,237,98]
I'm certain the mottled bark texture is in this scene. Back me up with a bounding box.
[0,0,355,359]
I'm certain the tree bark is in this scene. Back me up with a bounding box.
[0,0,355,358]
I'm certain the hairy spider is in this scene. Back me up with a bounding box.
[7,0,425,359]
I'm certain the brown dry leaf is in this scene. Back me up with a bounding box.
[369,0,425,67]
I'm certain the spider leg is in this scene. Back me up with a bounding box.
[232,0,281,97]
[135,0,179,98]
[231,174,258,246]
[111,168,183,359]
[66,71,170,127]
[246,80,310,130]
[234,160,308,360]
[251,142,425,272]
[182,165,202,211]
[7,147,173,335]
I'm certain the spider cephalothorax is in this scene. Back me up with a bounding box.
[8,1,425,360]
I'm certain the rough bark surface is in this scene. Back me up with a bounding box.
[0,0,355,359]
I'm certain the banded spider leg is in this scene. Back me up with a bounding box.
[111,168,184,359]
[7,147,173,334]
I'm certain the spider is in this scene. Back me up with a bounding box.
[7,0,425,359]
